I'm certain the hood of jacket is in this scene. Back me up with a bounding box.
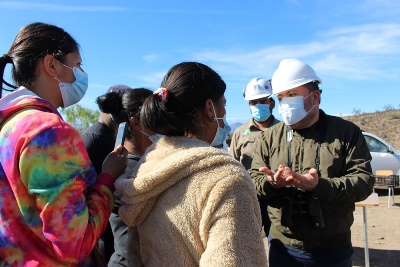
[115,136,244,226]
[0,87,57,126]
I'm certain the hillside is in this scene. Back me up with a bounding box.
[343,109,400,150]
[227,109,400,150]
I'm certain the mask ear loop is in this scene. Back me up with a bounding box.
[52,57,75,83]
[305,91,317,113]
[51,58,64,83]
[53,58,73,70]
[210,101,222,127]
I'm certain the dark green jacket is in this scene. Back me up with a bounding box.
[249,109,374,250]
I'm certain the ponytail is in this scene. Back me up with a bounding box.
[0,54,17,98]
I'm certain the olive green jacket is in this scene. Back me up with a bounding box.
[249,109,374,250]
[230,116,280,170]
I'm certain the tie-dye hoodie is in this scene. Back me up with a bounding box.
[0,88,115,266]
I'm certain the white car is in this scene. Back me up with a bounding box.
[362,131,400,176]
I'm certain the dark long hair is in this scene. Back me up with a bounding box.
[96,88,153,141]
[0,22,79,97]
[140,62,226,136]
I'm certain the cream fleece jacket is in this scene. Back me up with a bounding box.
[116,136,267,267]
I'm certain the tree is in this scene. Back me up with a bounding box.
[383,104,394,111]
[352,108,362,115]
[60,105,100,134]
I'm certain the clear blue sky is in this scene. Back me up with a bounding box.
[1,0,399,124]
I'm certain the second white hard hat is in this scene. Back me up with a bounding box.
[243,78,272,100]
[271,59,322,96]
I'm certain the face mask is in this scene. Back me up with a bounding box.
[210,102,231,147]
[55,60,88,108]
[250,103,271,122]
[278,92,314,125]
[141,131,163,143]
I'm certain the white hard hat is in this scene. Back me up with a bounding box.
[243,78,272,100]
[271,59,322,96]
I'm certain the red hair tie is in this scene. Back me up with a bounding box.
[154,87,169,103]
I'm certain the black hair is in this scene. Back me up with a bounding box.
[0,55,14,97]
[141,62,226,136]
[304,81,322,104]
[0,22,79,97]
[96,88,153,140]
[304,81,321,92]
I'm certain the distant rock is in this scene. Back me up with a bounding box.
[229,121,244,133]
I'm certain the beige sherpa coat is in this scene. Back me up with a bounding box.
[116,136,267,267]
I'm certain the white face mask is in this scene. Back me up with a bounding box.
[55,60,88,108]
[210,102,231,147]
[141,131,163,143]
[278,92,314,125]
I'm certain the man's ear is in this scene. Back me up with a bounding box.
[270,99,275,110]
[313,90,321,104]
[42,55,58,78]
[204,98,215,122]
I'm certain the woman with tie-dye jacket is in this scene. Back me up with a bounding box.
[0,22,127,266]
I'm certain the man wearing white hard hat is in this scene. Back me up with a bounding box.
[230,78,279,169]
[230,78,280,236]
[249,59,374,266]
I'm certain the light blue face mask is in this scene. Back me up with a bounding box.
[250,103,271,122]
[210,102,231,147]
[55,60,89,108]
[141,131,164,143]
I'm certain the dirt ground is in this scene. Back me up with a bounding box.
[263,188,400,267]
[351,188,400,267]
